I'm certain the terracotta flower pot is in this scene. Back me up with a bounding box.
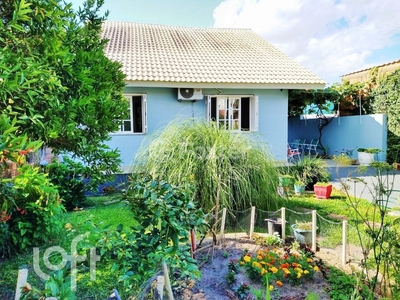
[314,184,332,199]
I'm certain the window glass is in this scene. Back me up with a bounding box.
[116,95,147,134]
[209,96,256,132]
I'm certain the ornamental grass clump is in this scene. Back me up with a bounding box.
[132,118,281,212]
[240,247,320,289]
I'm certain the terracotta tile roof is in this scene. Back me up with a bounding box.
[342,59,400,77]
[102,21,325,87]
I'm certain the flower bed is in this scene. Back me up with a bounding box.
[240,245,321,289]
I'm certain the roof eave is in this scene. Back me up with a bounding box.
[124,81,326,90]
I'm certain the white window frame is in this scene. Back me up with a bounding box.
[207,95,258,132]
[114,94,147,134]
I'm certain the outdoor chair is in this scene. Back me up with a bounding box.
[298,138,307,151]
[290,138,301,149]
[305,139,319,155]
[287,144,301,163]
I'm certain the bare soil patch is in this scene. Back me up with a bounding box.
[177,238,356,300]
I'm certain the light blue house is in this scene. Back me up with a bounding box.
[101,22,325,171]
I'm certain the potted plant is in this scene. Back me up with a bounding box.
[291,157,330,191]
[291,221,316,245]
[357,148,382,166]
[293,176,307,195]
[313,182,333,199]
[278,174,294,197]
[278,174,294,187]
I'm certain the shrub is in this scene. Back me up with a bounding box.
[46,157,86,211]
[93,179,211,295]
[1,165,64,256]
[286,157,331,190]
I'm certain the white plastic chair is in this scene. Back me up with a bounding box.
[287,144,301,163]
[306,139,319,155]
[290,138,301,149]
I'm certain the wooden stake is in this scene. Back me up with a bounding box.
[162,263,174,300]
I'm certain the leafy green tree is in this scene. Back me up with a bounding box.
[288,89,339,156]
[0,0,128,188]
[371,68,400,164]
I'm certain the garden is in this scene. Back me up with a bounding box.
[2,115,400,299]
[2,0,400,299]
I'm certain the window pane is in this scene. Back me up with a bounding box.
[232,98,239,109]
[132,96,142,133]
[123,120,131,131]
[241,97,250,131]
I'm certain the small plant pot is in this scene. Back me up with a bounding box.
[279,176,293,187]
[291,224,314,245]
[294,184,306,195]
[314,184,332,199]
[357,152,374,166]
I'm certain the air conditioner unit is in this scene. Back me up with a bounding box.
[178,88,203,101]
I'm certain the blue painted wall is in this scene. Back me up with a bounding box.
[107,87,289,170]
[288,114,387,161]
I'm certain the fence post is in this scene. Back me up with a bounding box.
[219,208,227,244]
[249,206,255,240]
[312,210,317,252]
[342,220,348,266]
[281,207,286,244]
[15,268,28,300]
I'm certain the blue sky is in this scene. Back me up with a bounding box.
[70,0,400,86]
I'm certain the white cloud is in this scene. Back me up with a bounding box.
[213,0,400,86]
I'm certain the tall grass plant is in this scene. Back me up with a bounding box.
[132,118,281,212]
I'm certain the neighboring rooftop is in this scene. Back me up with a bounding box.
[101,21,325,89]
[342,59,400,83]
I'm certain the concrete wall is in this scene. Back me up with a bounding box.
[288,114,387,161]
[107,87,289,169]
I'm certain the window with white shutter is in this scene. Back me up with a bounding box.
[115,94,147,134]
[207,95,258,132]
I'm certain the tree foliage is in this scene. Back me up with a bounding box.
[0,0,128,184]
[288,89,339,155]
[371,68,400,163]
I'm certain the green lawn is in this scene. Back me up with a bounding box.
[0,190,395,299]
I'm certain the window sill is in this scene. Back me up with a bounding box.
[110,132,147,136]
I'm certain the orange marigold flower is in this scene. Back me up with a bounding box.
[257,255,263,260]
[276,280,283,287]
[292,262,299,267]
[307,258,313,263]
